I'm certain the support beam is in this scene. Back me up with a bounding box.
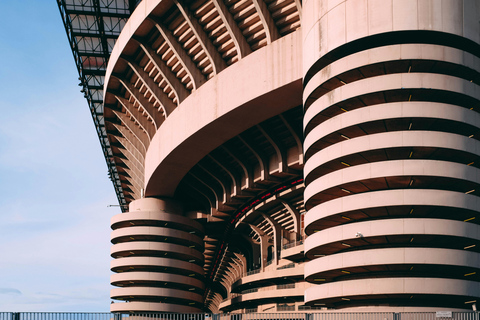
[111,109,149,153]
[260,213,282,266]
[223,268,236,286]
[234,253,247,273]
[114,95,154,141]
[188,172,222,209]
[256,123,287,173]
[251,0,280,44]
[279,114,303,165]
[118,170,143,197]
[231,254,245,278]
[148,18,206,90]
[109,123,147,161]
[221,145,253,189]
[238,133,281,183]
[248,224,269,271]
[239,233,260,270]
[197,163,230,204]
[184,181,216,210]
[173,0,227,75]
[112,73,166,128]
[117,161,143,196]
[294,0,302,20]
[237,135,267,182]
[121,55,180,122]
[110,139,145,192]
[207,154,240,197]
[132,37,190,103]
[211,0,252,58]
[115,135,145,170]
[114,158,144,193]
[281,200,300,235]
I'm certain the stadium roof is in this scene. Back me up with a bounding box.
[57,0,141,210]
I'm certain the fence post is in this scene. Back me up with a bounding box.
[12,313,19,320]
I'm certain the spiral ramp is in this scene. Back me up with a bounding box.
[302,0,480,310]
[110,198,205,313]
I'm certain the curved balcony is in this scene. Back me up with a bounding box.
[111,271,205,290]
[305,247,480,283]
[220,286,305,312]
[304,218,480,257]
[305,278,480,309]
[231,264,304,293]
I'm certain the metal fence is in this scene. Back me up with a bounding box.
[282,240,304,250]
[0,312,478,320]
[0,314,113,320]
[311,313,394,320]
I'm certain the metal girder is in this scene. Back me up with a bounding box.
[71,31,119,39]
[92,0,111,63]
[61,9,130,19]
[57,0,140,211]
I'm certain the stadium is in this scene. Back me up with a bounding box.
[58,0,480,314]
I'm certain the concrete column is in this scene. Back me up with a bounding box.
[261,213,282,266]
[302,0,480,310]
[110,198,205,313]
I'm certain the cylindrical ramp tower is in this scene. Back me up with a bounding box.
[110,198,205,313]
[302,0,480,310]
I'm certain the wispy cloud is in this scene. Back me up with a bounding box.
[0,288,22,295]
[0,197,117,311]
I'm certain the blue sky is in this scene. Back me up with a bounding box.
[0,1,120,311]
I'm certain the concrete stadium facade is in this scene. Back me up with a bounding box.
[100,0,480,314]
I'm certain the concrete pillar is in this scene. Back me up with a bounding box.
[110,198,205,313]
[302,0,480,310]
